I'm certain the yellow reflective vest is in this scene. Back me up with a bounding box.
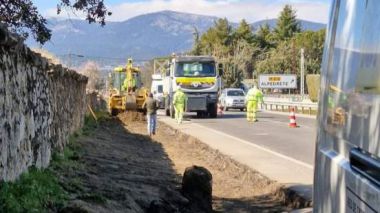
[245,88,263,102]
[173,90,188,106]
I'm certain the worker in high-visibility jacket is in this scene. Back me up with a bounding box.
[173,86,188,124]
[122,78,129,91]
[122,73,137,92]
[121,58,137,92]
[122,78,136,92]
[245,85,264,122]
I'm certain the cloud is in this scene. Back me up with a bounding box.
[44,0,330,23]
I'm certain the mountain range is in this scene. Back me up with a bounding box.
[26,10,326,67]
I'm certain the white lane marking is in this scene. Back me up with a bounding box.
[220,111,315,129]
[258,118,314,129]
[192,123,314,170]
[260,109,317,119]
[254,133,269,136]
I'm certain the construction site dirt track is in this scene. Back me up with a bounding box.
[60,112,292,212]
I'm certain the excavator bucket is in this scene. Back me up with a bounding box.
[125,94,137,110]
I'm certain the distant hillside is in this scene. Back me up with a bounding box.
[26,11,219,66]
[252,18,326,31]
[26,11,325,67]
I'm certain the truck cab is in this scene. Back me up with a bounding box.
[163,56,222,118]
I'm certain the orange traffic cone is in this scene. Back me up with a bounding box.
[289,108,298,128]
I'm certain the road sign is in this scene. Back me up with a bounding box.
[259,74,297,89]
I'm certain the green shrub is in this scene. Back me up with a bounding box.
[0,167,66,213]
[83,111,109,135]
[306,74,320,102]
[0,110,108,212]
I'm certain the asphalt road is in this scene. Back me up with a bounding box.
[183,110,317,165]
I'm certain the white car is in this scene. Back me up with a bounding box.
[219,88,246,111]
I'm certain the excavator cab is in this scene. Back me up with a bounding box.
[108,58,148,116]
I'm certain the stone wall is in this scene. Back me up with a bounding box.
[86,91,107,112]
[0,26,87,181]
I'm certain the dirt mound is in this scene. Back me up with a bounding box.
[118,111,146,122]
[57,113,291,212]
[120,113,291,212]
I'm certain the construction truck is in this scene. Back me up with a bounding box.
[108,58,148,116]
[161,55,223,118]
[151,73,164,108]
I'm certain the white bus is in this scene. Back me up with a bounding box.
[314,0,380,212]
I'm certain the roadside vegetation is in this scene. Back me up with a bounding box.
[192,5,325,91]
[79,61,106,91]
[0,168,66,212]
[0,112,108,212]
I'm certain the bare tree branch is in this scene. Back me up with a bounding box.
[0,0,111,44]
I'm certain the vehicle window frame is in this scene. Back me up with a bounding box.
[226,90,245,97]
[157,85,163,93]
[174,62,216,77]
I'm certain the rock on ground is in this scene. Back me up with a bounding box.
[182,166,213,212]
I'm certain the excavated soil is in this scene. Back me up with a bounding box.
[58,112,292,212]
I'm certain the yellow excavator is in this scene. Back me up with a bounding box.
[108,58,148,116]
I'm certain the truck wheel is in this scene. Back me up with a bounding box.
[197,111,208,118]
[209,104,217,118]
[170,105,175,119]
[165,96,171,116]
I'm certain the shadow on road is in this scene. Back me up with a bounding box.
[59,114,293,212]
[213,194,289,213]
[61,117,190,212]
[283,184,313,208]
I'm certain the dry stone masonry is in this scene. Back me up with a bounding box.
[0,25,87,181]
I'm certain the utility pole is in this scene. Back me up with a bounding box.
[292,38,297,95]
[300,48,305,98]
[153,60,157,74]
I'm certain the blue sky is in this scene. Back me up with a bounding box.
[32,0,331,23]
[33,0,148,10]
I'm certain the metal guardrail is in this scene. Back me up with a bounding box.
[261,100,318,115]
[263,94,310,99]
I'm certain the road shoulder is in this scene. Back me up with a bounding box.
[260,109,317,119]
[159,115,314,207]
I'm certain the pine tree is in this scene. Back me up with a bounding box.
[273,5,301,41]
[256,23,273,49]
[199,18,232,58]
[234,19,253,42]
[255,30,325,77]
[213,18,233,46]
